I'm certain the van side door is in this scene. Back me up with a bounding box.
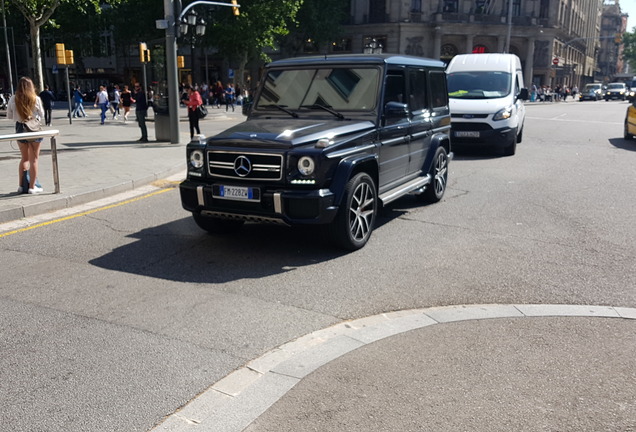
[406,67,433,176]
[378,69,411,191]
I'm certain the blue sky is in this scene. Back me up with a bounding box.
[622,0,635,32]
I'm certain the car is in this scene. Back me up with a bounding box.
[579,83,603,101]
[604,82,628,101]
[179,54,452,250]
[625,102,636,140]
[446,53,528,156]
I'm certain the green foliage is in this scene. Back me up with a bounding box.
[623,31,636,75]
[205,0,303,63]
[284,0,348,55]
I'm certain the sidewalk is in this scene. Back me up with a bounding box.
[0,105,244,224]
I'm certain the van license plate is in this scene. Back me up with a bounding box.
[455,131,480,138]
[215,185,259,201]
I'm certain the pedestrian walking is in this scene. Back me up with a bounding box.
[7,76,45,194]
[213,81,224,108]
[72,86,87,118]
[94,85,109,125]
[39,84,55,126]
[111,85,121,119]
[121,85,133,121]
[132,83,149,142]
[184,84,203,138]
[224,83,235,112]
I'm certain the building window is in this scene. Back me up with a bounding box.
[504,0,522,16]
[411,0,422,13]
[441,43,458,59]
[539,0,549,18]
[363,36,386,54]
[443,0,458,13]
[332,38,352,53]
[369,0,386,23]
[475,0,491,14]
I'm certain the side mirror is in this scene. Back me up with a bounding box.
[518,88,529,101]
[384,101,409,119]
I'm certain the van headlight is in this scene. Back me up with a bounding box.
[190,150,204,168]
[297,156,315,176]
[493,105,513,121]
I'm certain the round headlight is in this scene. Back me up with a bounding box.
[190,150,204,169]
[297,156,315,176]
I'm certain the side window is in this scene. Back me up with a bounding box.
[408,68,428,113]
[429,71,448,109]
[383,71,406,106]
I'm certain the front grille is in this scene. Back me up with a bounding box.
[451,122,493,131]
[208,150,283,181]
[451,113,489,119]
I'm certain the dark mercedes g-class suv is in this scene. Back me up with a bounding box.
[180,54,452,250]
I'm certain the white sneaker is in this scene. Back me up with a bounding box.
[17,186,23,193]
[28,186,44,194]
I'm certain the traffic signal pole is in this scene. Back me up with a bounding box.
[162,0,239,144]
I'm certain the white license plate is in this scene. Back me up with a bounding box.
[216,185,258,201]
[455,131,480,138]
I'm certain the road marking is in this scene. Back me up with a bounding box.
[0,187,174,239]
[151,304,636,432]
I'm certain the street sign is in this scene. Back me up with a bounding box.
[552,57,559,65]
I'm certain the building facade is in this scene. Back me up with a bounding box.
[343,0,606,88]
[597,0,628,82]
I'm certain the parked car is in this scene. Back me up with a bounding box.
[446,53,528,156]
[625,102,636,140]
[604,82,628,101]
[579,83,603,101]
[180,54,452,250]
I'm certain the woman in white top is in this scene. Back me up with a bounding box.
[7,76,45,194]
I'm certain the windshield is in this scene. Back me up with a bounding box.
[255,67,380,112]
[585,84,601,91]
[607,84,625,90]
[447,71,512,99]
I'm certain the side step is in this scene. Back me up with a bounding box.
[378,174,432,206]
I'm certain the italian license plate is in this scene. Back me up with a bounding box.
[455,131,480,138]
[215,185,259,201]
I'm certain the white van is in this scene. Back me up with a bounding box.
[446,53,528,156]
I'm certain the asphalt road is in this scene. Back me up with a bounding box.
[1,99,635,431]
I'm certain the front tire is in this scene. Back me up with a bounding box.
[625,121,634,140]
[329,172,377,251]
[193,213,244,234]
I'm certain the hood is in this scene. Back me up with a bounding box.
[449,97,511,115]
[211,118,376,148]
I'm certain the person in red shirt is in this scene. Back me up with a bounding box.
[184,84,203,138]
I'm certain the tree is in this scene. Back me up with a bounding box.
[206,0,303,88]
[6,0,121,91]
[623,30,636,75]
[279,0,349,56]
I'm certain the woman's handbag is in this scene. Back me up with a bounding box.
[23,115,42,132]
[196,105,208,119]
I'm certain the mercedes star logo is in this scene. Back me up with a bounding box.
[233,155,252,177]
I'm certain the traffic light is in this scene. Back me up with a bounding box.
[177,56,185,68]
[139,42,147,62]
[143,49,150,63]
[65,50,74,65]
[56,43,66,65]
[231,0,239,16]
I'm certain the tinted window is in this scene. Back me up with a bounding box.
[429,71,448,108]
[408,68,428,112]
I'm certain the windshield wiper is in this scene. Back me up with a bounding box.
[260,104,298,118]
[301,104,345,120]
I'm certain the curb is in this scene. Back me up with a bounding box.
[151,304,636,432]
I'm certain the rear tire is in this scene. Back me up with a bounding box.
[193,213,244,234]
[421,146,448,203]
[329,172,377,251]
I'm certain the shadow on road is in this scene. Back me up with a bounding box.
[608,137,636,151]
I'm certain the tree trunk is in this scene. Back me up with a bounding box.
[30,22,44,92]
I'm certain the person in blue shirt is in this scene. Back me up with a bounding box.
[72,86,87,118]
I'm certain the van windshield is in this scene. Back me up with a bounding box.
[447,71,512,99]
[254,67,380,112]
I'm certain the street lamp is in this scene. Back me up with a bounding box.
[160,0,239,144]
[364,38,383,54]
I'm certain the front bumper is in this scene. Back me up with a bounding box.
[180,180,338,225]
[451,124,516,147]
